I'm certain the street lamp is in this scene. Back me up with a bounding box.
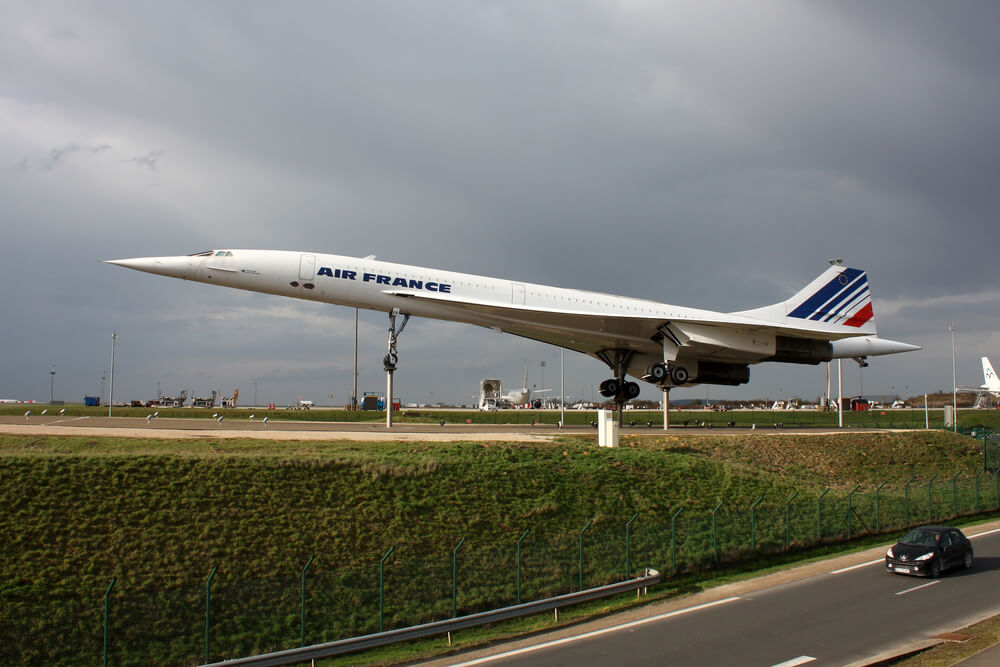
[49,365,56,404]
[949,323,957,432]
[109,332,118,417]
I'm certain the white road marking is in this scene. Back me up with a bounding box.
[770,656,816,667]
[446,597,743,666]
[45,416,90,425]
[830,558,883,574]
[969,527,1000,539]
[895,580,939,596]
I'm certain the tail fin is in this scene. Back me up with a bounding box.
[984,357,999,391]
[737,265,877,335]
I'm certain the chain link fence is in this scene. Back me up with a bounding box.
[3,472,1000,665]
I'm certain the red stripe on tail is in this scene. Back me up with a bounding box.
[844,303,874,328]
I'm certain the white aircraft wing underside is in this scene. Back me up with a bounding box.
[383,289,867,363]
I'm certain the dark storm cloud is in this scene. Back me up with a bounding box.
[1,1,997,405]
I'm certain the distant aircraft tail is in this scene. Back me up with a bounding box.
[737,264,877,335]
[984,357,999,391]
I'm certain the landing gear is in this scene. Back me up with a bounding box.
[645,362,689,387]
[596,350,640,427]
[385,308,410,428]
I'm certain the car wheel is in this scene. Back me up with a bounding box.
[929,559,941,578]
[963,551,974,569]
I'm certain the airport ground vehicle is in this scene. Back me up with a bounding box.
[885,526,973,577]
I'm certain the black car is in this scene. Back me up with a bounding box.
[885,525,973,577]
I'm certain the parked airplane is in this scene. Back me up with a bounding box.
[958,357,1000,399]
[503,363,550,408]
[106,250,919,411]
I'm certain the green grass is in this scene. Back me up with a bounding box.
[0,430,994,665]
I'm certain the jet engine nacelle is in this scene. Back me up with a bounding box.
[695,362,751,386]
[768,336,833,365]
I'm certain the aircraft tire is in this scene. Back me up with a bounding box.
[648,363,667,382]
[624,382,641,400]
[670,366,689,385]
[599,379,620,398]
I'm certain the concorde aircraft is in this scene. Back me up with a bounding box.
[106,250,919,410]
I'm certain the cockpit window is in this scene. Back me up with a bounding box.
[213,251,234,257]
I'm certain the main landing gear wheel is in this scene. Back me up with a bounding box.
[648,363,668,383]
[599,379,620,398]
[670,366,689,385]
[599,379,640,402]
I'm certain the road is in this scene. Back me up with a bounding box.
[424,526,1000,667]
[0,414,881,442]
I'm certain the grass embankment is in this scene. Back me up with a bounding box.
[0,430,991,665]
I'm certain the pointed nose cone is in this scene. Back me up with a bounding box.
[104,256,194,280]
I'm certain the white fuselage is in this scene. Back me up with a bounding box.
[107,249,920,387]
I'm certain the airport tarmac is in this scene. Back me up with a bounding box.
[0,414,886,442]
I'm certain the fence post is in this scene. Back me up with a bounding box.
[875,481,887,532]
[577,521,593,591]
[785,492,798,548]
[516,529,530,604]
[103,578,116,667]
[951,472,961,517]
[711,500,723,562]
[994,470,999,509]
[847,485,861,539]
[452,537,466,617]
[817,488,829,539]
[205,566,217,664]
[625,513,639,579]
[379,547,394,632]
[750,496,764,550]
[300,555,314,647]
[671,507,684,573]
[926,473,938,522]
[976,467,984,512]
[904,476,916,527]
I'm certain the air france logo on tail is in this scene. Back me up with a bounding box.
[788,268,873,327]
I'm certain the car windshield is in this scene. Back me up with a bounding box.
[900,529,940,547]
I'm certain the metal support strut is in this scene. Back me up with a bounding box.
[385,308,410,428]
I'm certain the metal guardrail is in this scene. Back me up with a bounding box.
[200,568,661,667]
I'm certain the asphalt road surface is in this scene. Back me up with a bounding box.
[0,414,874,442]
[424,526,1000,667]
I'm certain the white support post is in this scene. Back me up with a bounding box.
[386,368,394,429]
[663,388,669,431]
[598,409,619,447]
[837,359,843,428]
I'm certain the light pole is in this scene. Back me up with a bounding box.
[109,332,118,417]
[828,258,844,425]
[49,365,56,404]
[949,323,957,432]
[101,371,107,406]
[560,348,565,426]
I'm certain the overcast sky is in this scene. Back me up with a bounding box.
[2,1,998,407]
